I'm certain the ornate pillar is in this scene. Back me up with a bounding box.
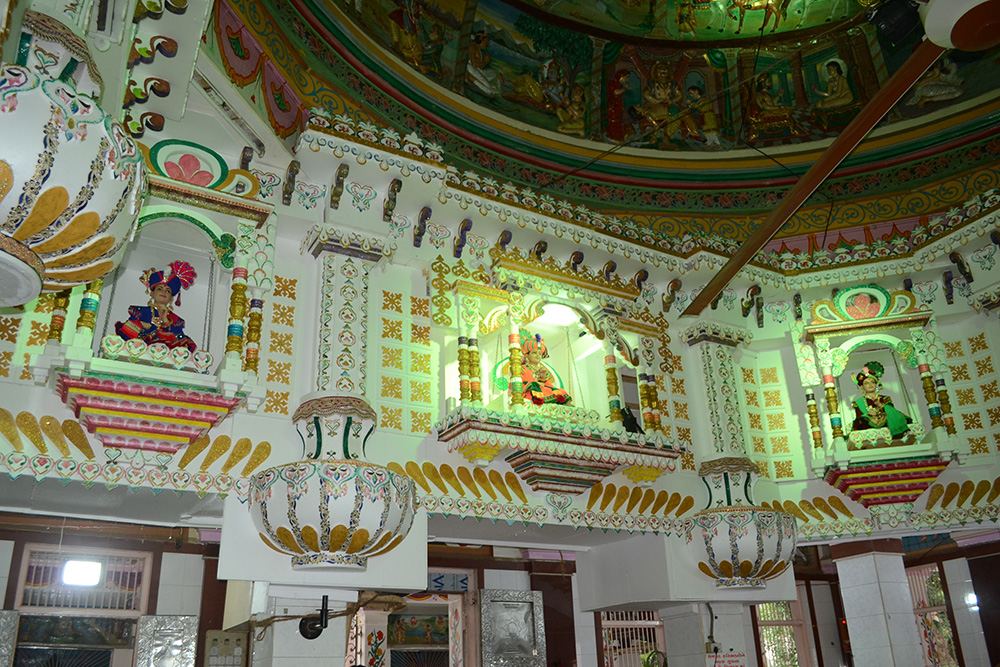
[806,390,823,448]
[46,289,72,345]
[600,312,623,424]
[917,352,945,433]
[587,37,606,140]
[638,335,662,433]
[935,377,956,435]
[244,291,264,377]
[468,337,482,407]
[507,292,525,411]
[820,362,846,443]
[789,50,808,106]
[314,248,377,394]
[73,279,103,346]
[224,264,248,369]
[681,322,752,456]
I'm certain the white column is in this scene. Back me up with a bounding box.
[832,540,922,667]
[942,558,990,667]
[659,603,757,667]
[571,574,599,667]
[251,596,350,667]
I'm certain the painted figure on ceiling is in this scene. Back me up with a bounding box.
[906,58,963,109]
[419,23,446,79]
[557,84,586,137]
[812,61,854,109]
[520,331,572,406]
[467,30,502,97]
[510,59,568,112]
[633,62,700,147]
[388,0,423,68]
[687,85,722,148]
[115,261,198,352]
[851,361,912,439]
[678,0,697,39]
[606,69,633,142]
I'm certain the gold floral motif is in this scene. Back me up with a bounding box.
[264,390,289,414]
[240,441,271,477]
[273,276,297,299]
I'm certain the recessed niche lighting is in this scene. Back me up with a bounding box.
[62,560,102,587]
[533,304,580,327]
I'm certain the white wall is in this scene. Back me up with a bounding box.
[572,574,599,667]
[942,558,990,667]
[156,552,205,616]
[482,568,529,591]
[802,581,846,667]
[0,540,14,606]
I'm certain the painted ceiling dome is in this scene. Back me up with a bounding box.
[206,0,1000,248]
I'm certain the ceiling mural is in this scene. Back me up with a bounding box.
[205,0,1000,236]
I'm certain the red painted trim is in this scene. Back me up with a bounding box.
[683,39,947,316]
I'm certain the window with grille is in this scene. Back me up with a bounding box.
[907,564,959,667]
[16,544,153,617]
[600,610,665,667]
[755,600,811,667]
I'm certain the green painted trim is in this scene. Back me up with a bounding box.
[137,207,237,269]
[342,415,352,459]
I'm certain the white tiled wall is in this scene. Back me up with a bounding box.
[805,581,847,667]
[942,558,990,667]
[156,552,205,616]
[482,568,530,591]
[571,574,599,667]
[0,540,14,605]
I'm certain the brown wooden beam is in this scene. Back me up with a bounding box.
[682,39,946,317]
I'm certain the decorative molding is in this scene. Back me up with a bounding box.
[681,321,751,347]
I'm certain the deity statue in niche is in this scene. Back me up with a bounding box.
[812,61,854,109]
[632,62,701,147]
[851,361,912,439]
[115,261,198,352]
[520,331,572,406]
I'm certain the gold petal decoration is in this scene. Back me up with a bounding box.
[0,160,12,202]
[817,496,854,519]
[504,472,527,504]
[421,462,449,495]
[221,438,252,474]
[759,500,772,511]
[489,469,512,502]
[32,212,100,254]
[15,412,47,454]
[39,416,71,457]
[404,461,432,494]
[43,259,114,283]
[13,186,69,241]
[637,488,656,515]
[61,420,95,459]
[387,462,407,477]
[675,496,695,517]
[783,500,808,524]
[925,484,945,510]
[240,441,271,477]
[612,485,630,514]
[799,500,824,523]
[45,236,115,268]
[439,464,465,497]
[988,478,1000,505]
[940,482,960,509]
[599,483,617,512]
[812,497,838,520]
[625,487,643,514]
[650,490,669,515]
[956,480,975,508]
[200,435,232,472]
[971,479,991,506]
[178,436,210,470]
[473,467,496,500]
[0,408,24,451]
[457,467,481,499]
[587,483,603,511]
[662,492,681,517]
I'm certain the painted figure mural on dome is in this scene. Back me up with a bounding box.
[115,261,199,352]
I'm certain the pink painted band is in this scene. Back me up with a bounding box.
[917,364,930,373]
[233,267,248,279]
[822,374,834,384]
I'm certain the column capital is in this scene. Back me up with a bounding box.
[830,537,904,560]
[681,320,752,347]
